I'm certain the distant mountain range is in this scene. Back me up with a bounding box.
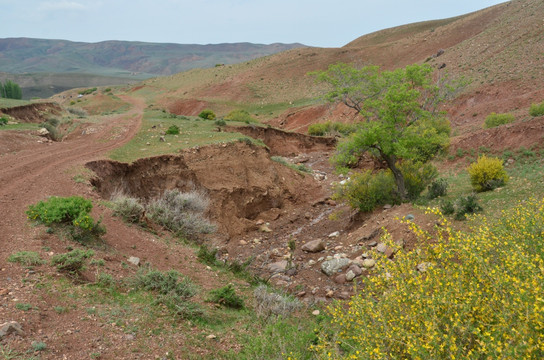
[0,38,306,98]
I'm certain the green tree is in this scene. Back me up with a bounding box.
[0,81,4,98]
[317,63,451,201]
[2,80,22,99]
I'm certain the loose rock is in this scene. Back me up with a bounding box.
[362,258,376,269]
[0,321,24,338]
[127,256,140,266]
[334,274,346,284]
[321,258,350,276]
[268,261,288,273]
[301,240,325,253]
[345,270,356,282]
[328,231,340,238]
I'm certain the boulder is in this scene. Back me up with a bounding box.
[127,256,140,266]
[321,258,350,276]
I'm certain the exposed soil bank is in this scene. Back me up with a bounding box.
[225,125,336,156]
[86,142,324,239]
[0,102,62,123]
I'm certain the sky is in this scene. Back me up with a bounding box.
[1,0,508,47]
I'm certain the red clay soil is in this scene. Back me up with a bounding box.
[0,103,63,124]
[0,96,232,358]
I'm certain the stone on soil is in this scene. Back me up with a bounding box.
[301,240,325,253]
[321,258,350,276]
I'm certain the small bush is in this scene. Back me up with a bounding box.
[529,101,544,117]
[271,156,312,174]
[197,245,219,266]
[15,303,34,311]
[215,119,226,126]
[198,109,216,120]
[40,122,63,141]
[78,87,97,95]
[335,170,398,212]
[111,195,144,223]
[440,199,455,215]
[95,272,115,287]
[67,107,87,118]
[51,249,94,275]
[224,109,255,123]
[308,121,358,137]
[27,196,105,243]
[398,161,438,201]
[467,155,509,192]
[165,125,180,135]
[427,178,449,199]
[8,251,44,266]
[208,284,244,309]
[131,268,197,299]
[454,194,483,220]
[484,112,515,128]
[31,342,47,352]
[0,116,8,126]
[146,189,215,239]
[253,285,302,318]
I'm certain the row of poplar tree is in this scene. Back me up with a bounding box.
[1,80,23,99]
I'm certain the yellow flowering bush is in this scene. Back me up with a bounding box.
[315,198,544,359]
[467,155,509,192]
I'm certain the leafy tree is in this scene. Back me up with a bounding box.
[2,80,22,99]
[311,63,381,113]
[316,63,451,201]
[0,81,4,98]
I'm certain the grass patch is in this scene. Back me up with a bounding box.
[271,156,312,174]
[7,251,44,266]
[108,110,252,162]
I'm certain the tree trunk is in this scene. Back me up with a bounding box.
[380,152,408,202]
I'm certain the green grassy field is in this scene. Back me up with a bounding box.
[108,110,256,163]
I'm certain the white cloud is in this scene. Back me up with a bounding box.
[38,1,87,11]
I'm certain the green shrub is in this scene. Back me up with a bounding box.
[308,121,358,137]
[31,342,47,352]
[27,196,92,225]
[78,87,97,95]
[51,249,94,275]
[95,272,115,287]
[484,112,515,128]
[440,199,455,215]
[131,268,197,299]
[307,122,329,136]
[165,125,180,135]
[398,161,438,200]
[27,196,105,242]
[455,193,483,220]
[467,155,509,192]
[8,251,44,266]
[224,109,255,123]
[0,116,9,126]
[15,303,34,311]
[40,122,63,141]
[215,119,226,126]
[197,245,219,266]
[271,156,312,174]
[335,170,398,212]
[198,109,216,120]
[146,189,216,238]
[67,107,87,118]
[111,195,144,223]
[529,101,544,117]
[427,178,449,199]
[208,284,244,309]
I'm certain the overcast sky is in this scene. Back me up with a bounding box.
[1,0,507,47]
